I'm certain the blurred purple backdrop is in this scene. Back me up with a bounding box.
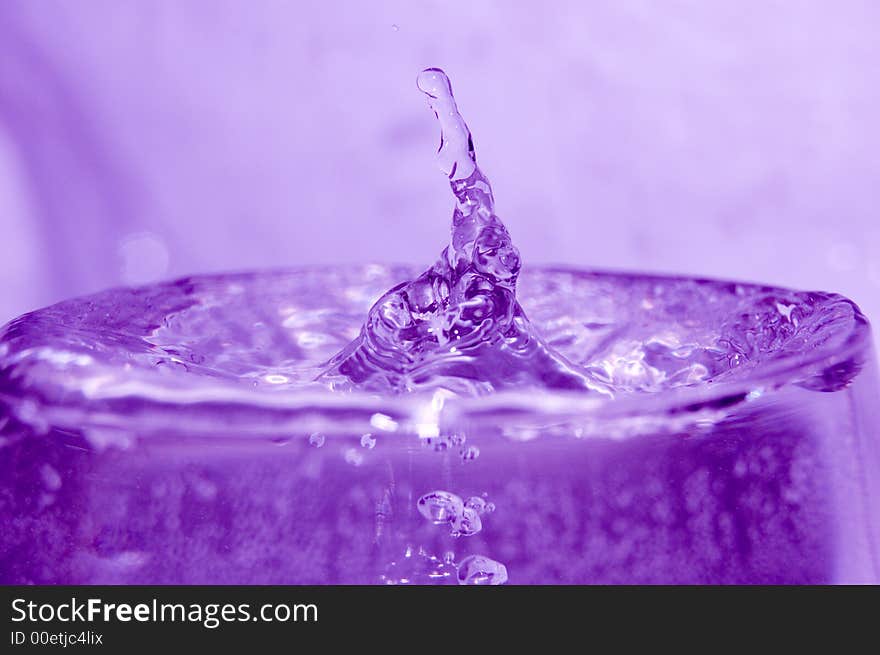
[1,1,878,346]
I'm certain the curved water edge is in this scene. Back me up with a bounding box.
[0,265,870,443]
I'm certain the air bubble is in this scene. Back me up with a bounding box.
[457,555,508,585]
[417,490,464,525]
[461,445,480,461]
[451,506,482,537]
[344,448,364,466]
[464,496,487,514]
[423,433,465,452]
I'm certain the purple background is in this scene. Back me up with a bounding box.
[1,1,878,347]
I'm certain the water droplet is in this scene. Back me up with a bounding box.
[457,555,508,585]
[360,433,376,449]
[308,432,325,448]
[417,490,464,525]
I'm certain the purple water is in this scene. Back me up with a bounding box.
[322,69,603,396]
[0,70,878,584]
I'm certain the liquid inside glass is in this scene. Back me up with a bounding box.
[0,70,878,584]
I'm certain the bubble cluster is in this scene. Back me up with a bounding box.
[464,496,491,514]
[422,432,466,452]
[417,491,464,526]
[379,545,507,586]
[450,507,482,537]
[421,432,481,463]
[417,490,494,538]
[460,446,480,462]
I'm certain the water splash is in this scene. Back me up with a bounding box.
[319,68,606,396]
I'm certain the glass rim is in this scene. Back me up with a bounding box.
[0,265,873,443]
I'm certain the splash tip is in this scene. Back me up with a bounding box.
[417,68,452,98]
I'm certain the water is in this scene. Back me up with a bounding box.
[0,71,878,584]
[457,555,508,586]
[320,68,604,396]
